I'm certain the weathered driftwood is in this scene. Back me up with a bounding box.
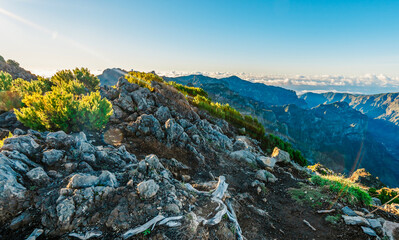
[303,219,316,231]
[317,209,335,214]
[226,200,244,240]
[69,230,103,240]
[186,176,245,239]
[158,216,184,225]
[123,215,165,239]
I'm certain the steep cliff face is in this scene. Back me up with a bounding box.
[268,102,399,187]
[301,92,399,126]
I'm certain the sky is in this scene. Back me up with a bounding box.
[1,0,399,93]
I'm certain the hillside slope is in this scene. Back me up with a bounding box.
[0,56,36,81]
[2,75,394,239]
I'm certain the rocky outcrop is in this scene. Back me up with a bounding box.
[97,68,127,87]
[0,58,36,81]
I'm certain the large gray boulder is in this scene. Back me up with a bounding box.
[230,150,257,164]
[26,167,50,185]
[2,135,40,156]
[46,131,75,149]
[42,149,64,166]
[342,215,369,226]
[256,156,276,169]
[67,174,99,189]
[0,164,26,222]
[255,170,277,183]
[137,179,159,199]
[116,91,135,112]
[98,171,119,188]
[130,88,154,111]
[271,147,290,163]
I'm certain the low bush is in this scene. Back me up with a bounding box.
[6,59,19,67]
[0,91,22,111]
[15,69,112,133]
[51,68,100,92]
[0,71,13,91]
[311,175,372,205]
[11,77,53,96]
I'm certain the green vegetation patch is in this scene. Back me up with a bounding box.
[288,182,331,208]
[369,187,399,205]
[311,175,372,205]
[325,214,341,225]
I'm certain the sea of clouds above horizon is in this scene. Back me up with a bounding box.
[160,71,399,95]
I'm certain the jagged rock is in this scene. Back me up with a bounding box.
[67,174,99,189]
[0,111,21,129]
[341,206,357,216]
[367,218,382,229]
[2,150,39,168]
[130,88,154,111]
[42,149,64,166]
[127,114,164,139]
[255,170,277,183]
[342,215,369,226]
[25,228,44,240]
[144,154,164,171]
[1,135,40,157]
[256,156,276,169]
[9,211,31,230]
[181,175,191,182]
[137,179,159,199]
[160,158,190,171]
[233,136,251,151]
[155,106,171,124]
[271,147,290,163]
[372,197,382,206]
[0,153,29,173]
[77,161,94,172]
[230,150,256,164]
[196,120,232,150]
[383,220,399,240]
[116,77,138,92]
[57,198,75,225]
[26,167,50,185]
[361,226,377,237]
[12,128,25,136]
[46,131,75,149]
[165,119,189,146]
[116,91,135,112]
[98,171,119,188]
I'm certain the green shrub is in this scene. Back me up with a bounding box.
[0,55,5,63]
[15,86,112,132]
[0,71,13,91]
[311,175,372,205]
[0,91,22,111]
[11,77,53,96]
[51,68,100,92]
[15,68,112,133]
[6,59,19,67]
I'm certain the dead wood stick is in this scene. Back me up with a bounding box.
[303,219,316,231]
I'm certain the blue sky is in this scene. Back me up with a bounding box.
[0,0,399,77]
